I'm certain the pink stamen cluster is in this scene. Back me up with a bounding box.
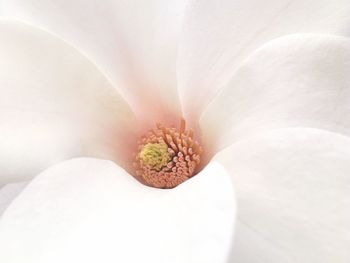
[134,119,203,189]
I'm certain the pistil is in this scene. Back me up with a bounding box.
[134,119,202,189]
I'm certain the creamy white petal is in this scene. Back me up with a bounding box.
[201,35,350,151]
[230,220,295,263]
[0,181,28,217]
[0,21,135,184]
[177,0,350,120]
[0,0,187,123]
[0,158,236,263]
[215,128,350,263]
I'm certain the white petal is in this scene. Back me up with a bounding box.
[0,181,28,217]
[0,21,135,184]
[0,158,236,263]
[200,35,350,151]
[215,128,350,263]
[1,0,187,123]
[177,0,350,120]
[231,220,295,263]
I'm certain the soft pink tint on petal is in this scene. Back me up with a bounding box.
[200,35,350,151]
[216,128,350,263]
[0,21,136,184]
[0,158,235,263]
[177,0,350,120]
[0,0,187,124]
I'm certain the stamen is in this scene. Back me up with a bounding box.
[134,119,202,189]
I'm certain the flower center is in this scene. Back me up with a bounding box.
[139,143,171,171]
[134,119,202,189]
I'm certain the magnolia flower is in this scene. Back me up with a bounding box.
[0,0,349,262]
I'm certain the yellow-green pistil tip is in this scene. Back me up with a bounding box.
[139,143,171,171]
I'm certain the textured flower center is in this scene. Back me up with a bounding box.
[139,143,171,171]
[134,119,202,189]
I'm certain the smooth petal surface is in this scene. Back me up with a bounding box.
[231,220,295,263]
[0,0,187,123]
[216,128,350,263]
[201,35,350,151]
[0,158,236,263]
[177,0,350,120]
[0,21,135,184]
[0,182,28,217]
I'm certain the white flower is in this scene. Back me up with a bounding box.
[0,0,349,262]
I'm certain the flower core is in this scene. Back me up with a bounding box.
[134,119,202,188]
[139,143,171,171]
